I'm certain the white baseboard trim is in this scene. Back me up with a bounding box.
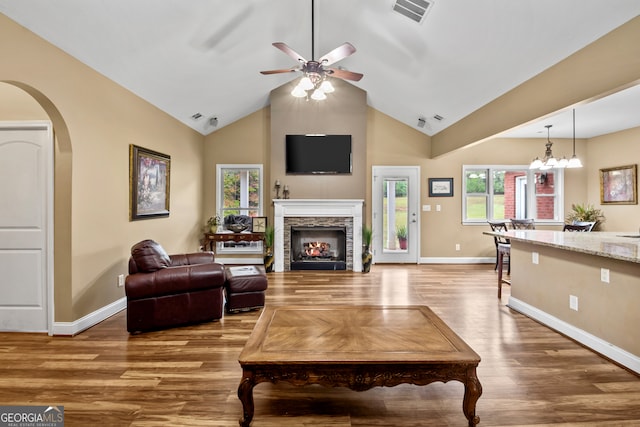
[52,297,126,336]
[508,297,640,375]
[420,257,493,264]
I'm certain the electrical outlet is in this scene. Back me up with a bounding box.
[117,274,125,288]
[455,244,460,251]
[600,268,610,283]
[532,252,539,264]
[436,205,441,212]
[569,295,579,311]
[423,204,431,211]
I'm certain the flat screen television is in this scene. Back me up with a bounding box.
[285,134,352,174]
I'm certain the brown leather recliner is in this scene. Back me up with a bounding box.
[125,239,226,333]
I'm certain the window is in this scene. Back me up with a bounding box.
[463,165,564,224]
[216,164,263,253]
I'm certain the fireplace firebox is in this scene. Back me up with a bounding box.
[290,226,346,270]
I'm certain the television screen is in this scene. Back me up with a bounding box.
[285,134,352,174]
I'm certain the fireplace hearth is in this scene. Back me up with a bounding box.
[290,226,346,270]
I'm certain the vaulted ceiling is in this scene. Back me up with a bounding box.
[1,1,639,139]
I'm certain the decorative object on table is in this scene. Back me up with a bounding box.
[227,223,249,233]
[129,145,170,220]
[565,203,605,231]
[283,185,290,199]
[274,180,281,199]
[206,213,222,233]
[396,225,408,250]
[263,225,275,273]
[362,225,373,273]
[600,164,637,205]
[428,177,453,197]
[224,214,252,233]
[252,216,267,233]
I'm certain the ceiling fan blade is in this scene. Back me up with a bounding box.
[273,42,307,64]
[260,68,299,75]
[326,67,363,82]
[319,42,356,66]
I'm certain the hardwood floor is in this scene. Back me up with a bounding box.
[1,264,639,426]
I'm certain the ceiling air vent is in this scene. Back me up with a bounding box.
[393,0,434,24]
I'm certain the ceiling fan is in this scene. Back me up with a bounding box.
[259,0,363,99]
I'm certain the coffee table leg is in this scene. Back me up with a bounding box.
[462,366,482,426]
[238,371,255,427]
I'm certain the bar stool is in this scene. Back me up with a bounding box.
[497,243,511,298]
[563,223,591,232]
[487,220,509,272]
[510,218,535,230]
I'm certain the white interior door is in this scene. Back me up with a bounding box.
[0,122,53,332]
[372,166,420,263]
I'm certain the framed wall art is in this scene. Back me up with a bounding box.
[252,216,267,233]
[129,144,171,220]
[428,178,454,197]
[600,164,637,205]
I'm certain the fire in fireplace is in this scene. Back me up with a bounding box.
[290,226,346,270]
[303,241,332,258]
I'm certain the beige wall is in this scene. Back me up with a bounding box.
[269,78,368,202]
[1,15,204,323]
[586,127,640,231]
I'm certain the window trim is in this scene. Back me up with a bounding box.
[215,164,264,254]
[462,164,564,226]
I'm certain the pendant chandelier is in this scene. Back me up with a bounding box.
[529,109,583,170]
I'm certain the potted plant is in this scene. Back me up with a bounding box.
[206,213,221,233]
[263,225,275,272]
[565,203,605,231]
[397,225,408,250]
[362,225,373,273]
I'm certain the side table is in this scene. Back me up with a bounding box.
[203,232,264,252]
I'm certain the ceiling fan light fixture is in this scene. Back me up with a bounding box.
[319,80,334,93]
[299,76,314,91]
[291,85,307,98]
[311,88,327,100]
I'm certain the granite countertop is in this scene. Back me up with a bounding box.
[484,230,640,264]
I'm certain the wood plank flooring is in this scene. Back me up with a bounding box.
[1,264,639,426]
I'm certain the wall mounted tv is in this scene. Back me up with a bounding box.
[285,134,352,175]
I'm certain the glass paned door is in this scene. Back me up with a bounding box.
[372,166,419,264]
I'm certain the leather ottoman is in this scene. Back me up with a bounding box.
[224,265,268,313]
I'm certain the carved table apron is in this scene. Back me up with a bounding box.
[237,305,482,426]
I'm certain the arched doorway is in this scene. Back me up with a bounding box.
[0,81,73,334]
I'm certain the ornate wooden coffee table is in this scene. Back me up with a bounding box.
[237,305,482,426]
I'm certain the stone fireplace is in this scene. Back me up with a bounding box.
[273,199,364,272]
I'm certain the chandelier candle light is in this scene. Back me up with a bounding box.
[529,109,582,170]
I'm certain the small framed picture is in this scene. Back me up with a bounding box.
[252,216,268,233]
[428,178,454,197]
[600,164,637,204]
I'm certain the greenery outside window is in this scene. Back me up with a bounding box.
[463,165,564,224]
[216,164,263,253]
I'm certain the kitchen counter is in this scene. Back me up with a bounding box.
[488,230,640,263]
[484,229,640,374]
